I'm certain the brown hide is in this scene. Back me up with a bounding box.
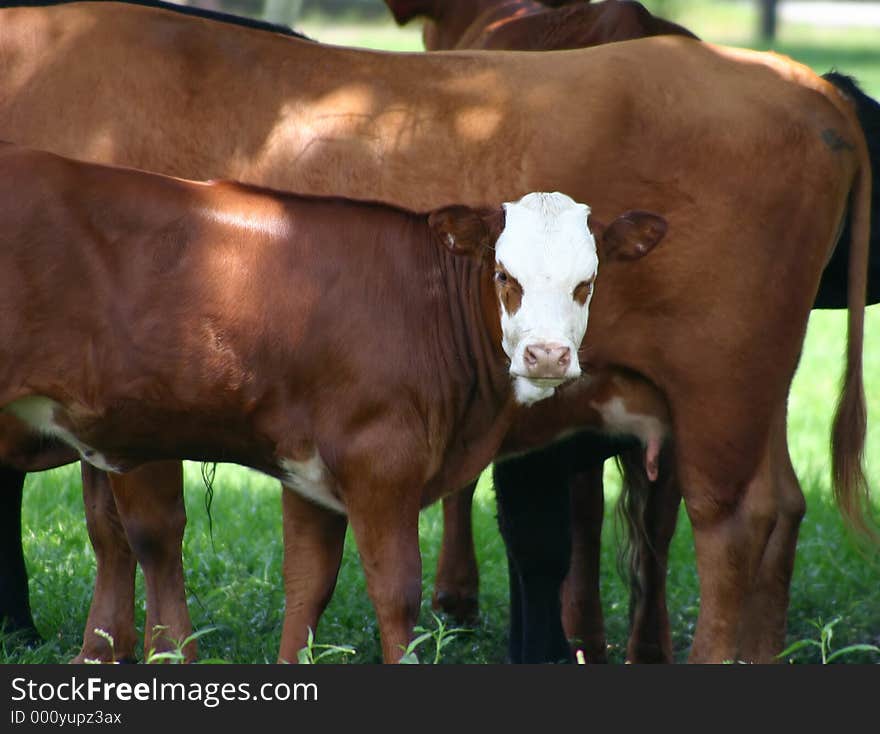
[0,419,78,472]
[0,147,514,500]
[0,2,870,663]
[458,2,698,52]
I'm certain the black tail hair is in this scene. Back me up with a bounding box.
[814,71,880,308]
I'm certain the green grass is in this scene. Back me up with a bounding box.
[3,7,880,664]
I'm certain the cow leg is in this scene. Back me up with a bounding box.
[683,450,778,663]
[495,446,573,664]
[560,460,607,663]
[347,492,422,664]
[432,481,480,623]
[505,547,524,663]
[736,414,805,663]
[278,488,347,664]
[74,464,138,663]
[109,462,192,662]
[0,465,39,641]
[622,446,680,664]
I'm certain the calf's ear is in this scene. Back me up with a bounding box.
[429,205,505,256]
[593,211,668,261]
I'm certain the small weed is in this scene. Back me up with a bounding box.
[777,617,880,664]
[296,628,356,664]
[145,626,219,664]
[82,628,117,664]
[398,613,471,664]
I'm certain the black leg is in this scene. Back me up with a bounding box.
[495,433,634,664]
[0,465,40,641]
[505,549,523,663]
[495,445,573,664]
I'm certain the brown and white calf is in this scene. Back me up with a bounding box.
[0,144,664,662]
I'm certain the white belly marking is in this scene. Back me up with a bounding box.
[279,452,346,515]
[591,396,667,446]
[4,396,122,472]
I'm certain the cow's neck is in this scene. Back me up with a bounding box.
[420,244,515,504]
[423,0,515,49]
[451,0,546,49]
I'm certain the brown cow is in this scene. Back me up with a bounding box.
[0,1,871,664]
[385,0,697,51]
[0,142,662,662]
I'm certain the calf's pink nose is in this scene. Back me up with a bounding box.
[523,342,571,379]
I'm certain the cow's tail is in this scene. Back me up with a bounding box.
[614,446,650,614]
[830,102,876,541]
[614,442,678,621]
[821,72,880,307]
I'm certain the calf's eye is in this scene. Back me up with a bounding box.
[494,270,508,285]
[573,280,593,305]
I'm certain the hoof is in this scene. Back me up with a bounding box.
[431,590,479,624]
[625,642,673,664]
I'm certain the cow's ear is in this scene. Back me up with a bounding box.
[385,0,436,25]
[429,205,505,256]
[593,211,667,261]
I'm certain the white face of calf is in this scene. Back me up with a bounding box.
[430,194,667,407]
[495,193,598,405]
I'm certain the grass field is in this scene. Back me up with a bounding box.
[2,4,879,664]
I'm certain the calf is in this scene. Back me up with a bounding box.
[0,144,664,662]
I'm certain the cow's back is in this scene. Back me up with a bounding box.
[0,3,849,211]
[0,7,862,284]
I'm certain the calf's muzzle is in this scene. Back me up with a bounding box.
[522,341,574,380]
